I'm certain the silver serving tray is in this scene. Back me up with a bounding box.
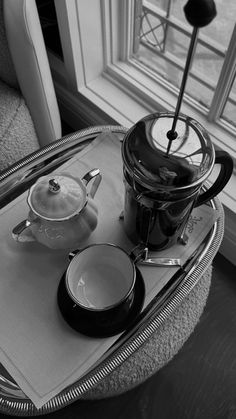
[0,126,224,416]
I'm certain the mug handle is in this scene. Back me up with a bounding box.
[82,168,102,198]
[12,219,36,242]
[195,150,233,207]
[68,248,81,260]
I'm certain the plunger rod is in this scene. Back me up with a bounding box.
[166,0,217,156]
[166,27,199,155]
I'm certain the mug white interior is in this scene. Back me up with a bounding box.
[66,244,135,310]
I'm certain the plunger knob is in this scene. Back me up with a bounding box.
[184,0,217,28]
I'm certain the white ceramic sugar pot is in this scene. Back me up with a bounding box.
[12,169,102,249]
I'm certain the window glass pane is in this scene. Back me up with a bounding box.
[185,43,222,108]
[134,0,235,111]
[221,75,236,128]
[152,0,234,48]
[149,0,169,14]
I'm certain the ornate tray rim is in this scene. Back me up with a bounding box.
[0,126,224,416]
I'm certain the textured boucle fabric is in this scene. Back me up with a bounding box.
[81,266,212,400]
[0,79,39,171]
[0,0,18,89]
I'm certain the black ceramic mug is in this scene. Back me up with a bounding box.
[57,243,145,337]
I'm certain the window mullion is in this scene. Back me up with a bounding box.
[116,0,136,61]
[208,24,236,122]
[133,0,142,54]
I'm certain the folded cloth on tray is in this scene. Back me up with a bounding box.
[0,132,220,409]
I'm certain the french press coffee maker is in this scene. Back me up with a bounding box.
[121,0,233,250]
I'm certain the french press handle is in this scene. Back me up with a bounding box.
[195,150,233,207]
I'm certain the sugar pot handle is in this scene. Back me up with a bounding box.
[12,219,36,242]
[195,150,233,207]
[82,168,102,198]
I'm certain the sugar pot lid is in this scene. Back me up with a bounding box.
[122,112,215,191]
[28,173,87,221]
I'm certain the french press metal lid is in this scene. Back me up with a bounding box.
[122,112,214,193]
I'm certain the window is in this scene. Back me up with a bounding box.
[135,0,236,132]
[52,0,235,157]
[51,0,236,178]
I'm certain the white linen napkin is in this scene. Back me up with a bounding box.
[0,132,219,408]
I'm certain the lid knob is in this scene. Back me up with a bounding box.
[48,178,61,193]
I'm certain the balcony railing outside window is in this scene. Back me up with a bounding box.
[133,0,236,130]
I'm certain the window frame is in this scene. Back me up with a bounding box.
[53,0,236,157]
